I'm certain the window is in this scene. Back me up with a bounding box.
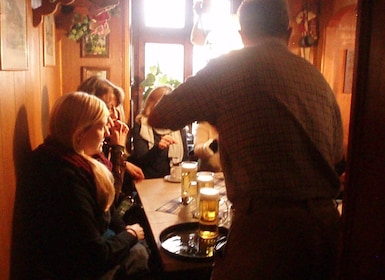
[145,43,185,83]
[130,0,243,116]
[130,0,193,115]
[144,0,185,28]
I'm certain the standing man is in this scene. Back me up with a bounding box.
[148,0,344,279]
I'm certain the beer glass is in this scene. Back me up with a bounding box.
[192,172,215,218]
[199,187,220,239]
[180,161,198,205]
[197,171,215,189]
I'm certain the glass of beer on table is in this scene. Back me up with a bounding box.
[198,187,220,239]
[192,171,215,218]
[180,161,198,205]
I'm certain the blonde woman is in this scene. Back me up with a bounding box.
[132,85,189,178]
[14,92,148,279]
[78,75,145,203]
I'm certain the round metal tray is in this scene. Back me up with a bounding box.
[159,222,228,261]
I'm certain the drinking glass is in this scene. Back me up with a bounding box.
[197,171,215,189]
[180,161,198,205]
[192,171,215,218]
[198,187,220,239]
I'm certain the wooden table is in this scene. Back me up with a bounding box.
[134,176,226,275]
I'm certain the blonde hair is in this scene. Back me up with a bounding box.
[49,92,115,211]
[135,85,173,123]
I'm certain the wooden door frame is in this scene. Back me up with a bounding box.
[339,0,385,278]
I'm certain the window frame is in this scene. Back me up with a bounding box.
[130,0,194,120]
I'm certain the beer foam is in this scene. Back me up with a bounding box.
[200,188,219,200]
[197,174,214,183]
[182,163,197,172]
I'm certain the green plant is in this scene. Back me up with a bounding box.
[66,3,119,55]
[67,14,91,41]
[140,64,182,101]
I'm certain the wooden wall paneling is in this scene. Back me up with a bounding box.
[60,31,82,94]
[321,3,357,156]
[11,73,32,280]
[0,71,14,280]
[0,72,18,280]
[8,12,34,280]
[59,4,86,95]
[120,0,131,123]
[41,29,62,139]
[26,12,44,149]
[335,6,356,156]
[0,118,4,280]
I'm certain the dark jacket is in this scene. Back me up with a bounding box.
[13,140,138,279]
[132,123,189,179]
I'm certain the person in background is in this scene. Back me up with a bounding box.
[148,0,344,279]
[78,75,127,122]
[14,92,149,279]
[78,75,145,203]
[132,85,189,179]
[193,121,222,172]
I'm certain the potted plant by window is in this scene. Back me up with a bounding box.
[140,64,181,101]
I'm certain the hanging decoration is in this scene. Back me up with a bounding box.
[295,1,318,48]
[66,0,119,54]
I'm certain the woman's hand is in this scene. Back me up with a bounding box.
[126,223,145,240]
[108,118,129,147]
[109,106,121,122]
[158,135,176,150]
[125,162,145,181]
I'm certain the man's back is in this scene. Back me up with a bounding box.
[149,38,343,204]
[148,1,343,277]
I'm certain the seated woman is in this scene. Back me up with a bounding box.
[194,121,222,172]
[132,85,189,178]
[14,92,149,279]
[78,75,144,203]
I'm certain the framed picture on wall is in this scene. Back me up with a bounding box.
[43,14,56,66]
[343,49,354,94]
[0,0,28,70]
[81,34,110,58]
[81,66,110,81]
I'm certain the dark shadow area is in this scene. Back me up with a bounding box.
[162,268,212,280]
[11,90,49,279]
[10,106,33,280]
